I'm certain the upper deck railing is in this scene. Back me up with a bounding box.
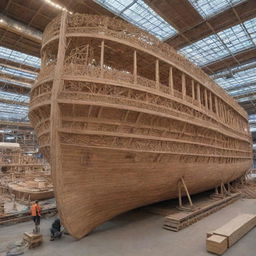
[41,13,247,120]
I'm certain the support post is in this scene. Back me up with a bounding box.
[197,83,201,107]
[182,73,186,100]
[191,80,195,100]
[133,50,137,84]
[155,59,159,89]
[100,40,104,78]
[204,88,208,110]
[169,66,173,95]
[215,96,219,116]
[50,11,67,214]
[209,92,213,112]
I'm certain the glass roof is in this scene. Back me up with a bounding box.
[0,78,32,88]
[237,95,256,103]
[94,0,177,40]
[188,0,246,19]
[0,46,40,68]
[0,102,29,122]
[179,17,256,66]
[214,65,256,91]
[0,65,37,80]
[0,91,29,103]
[0,46,38,122]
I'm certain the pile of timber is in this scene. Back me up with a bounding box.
[23,232,43,249]
[206,214,256,255]
[163,193,240,231]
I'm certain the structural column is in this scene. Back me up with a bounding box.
[169,66,173,95]
[214,96,219,117]
[191,80,195,101]
[204,88,208,110]
[197,83,201,107]
[133,50,137,84]
[182,73,186,100]
[209,92,212,112]
[155,59,159,89]
[100,40,104,78]
[50,11,67,207]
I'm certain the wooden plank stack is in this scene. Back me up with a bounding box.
[206,214,256,255]
[163,193,240,231]
[23,232,43,248]
[206,235,228,255]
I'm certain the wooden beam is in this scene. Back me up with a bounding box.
[133,50,137,84]
[155,59,159,89]
[182,73,186,100]
[100,40,104,77]
[169,66,173,95]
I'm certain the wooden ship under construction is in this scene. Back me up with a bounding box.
[29,12,252,239]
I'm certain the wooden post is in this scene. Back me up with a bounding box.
[209,92,213,112]
[191,80,195,100]
[155,59,159,89]
[169,66,173,95]
[197,83,201,107]
[182,73,186,100]
[204,88,208,110]
[133,50,137,84]
[215,96,219,116]
[50,11,67,209]
[100,40,104,78]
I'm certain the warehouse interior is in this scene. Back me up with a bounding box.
[0,0,256,255]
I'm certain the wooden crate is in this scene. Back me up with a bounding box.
[23,232,43,248]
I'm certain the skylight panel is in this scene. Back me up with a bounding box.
[214,66,256,89]
[188,0,246,19]
[237,95,256,103]
[244,18,256,44]
[0,78,31,88]
[0,91,30,103]
[217,23,253,53]
[229,85,256,97]
[180,17,256,66]
[0,46,40,68]
[179,35,229,66]
[0,65,37,80]
[94,0,177,40]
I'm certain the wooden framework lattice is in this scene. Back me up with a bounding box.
[29,12,253,239]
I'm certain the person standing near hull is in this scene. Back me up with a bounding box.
[31,200,41,233]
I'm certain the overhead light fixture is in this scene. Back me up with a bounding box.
[44,0,73,14]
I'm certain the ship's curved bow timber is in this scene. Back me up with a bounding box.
[29,12,252,239]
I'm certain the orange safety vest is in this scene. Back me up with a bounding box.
[31,204,41,216]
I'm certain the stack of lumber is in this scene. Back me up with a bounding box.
[206,235,228,255]
[206,214,256,255]
[23,232,42,248]
[163,193,240,231]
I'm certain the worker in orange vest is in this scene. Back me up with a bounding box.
[31,200,41,233]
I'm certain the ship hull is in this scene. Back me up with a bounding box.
[41,144,250,239]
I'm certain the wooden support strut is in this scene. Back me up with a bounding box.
[177,177,195,211]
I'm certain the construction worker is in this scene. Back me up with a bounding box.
[50,218,62,241]
[31,200,41,233]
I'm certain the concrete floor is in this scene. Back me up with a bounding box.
[1,198,256,256]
